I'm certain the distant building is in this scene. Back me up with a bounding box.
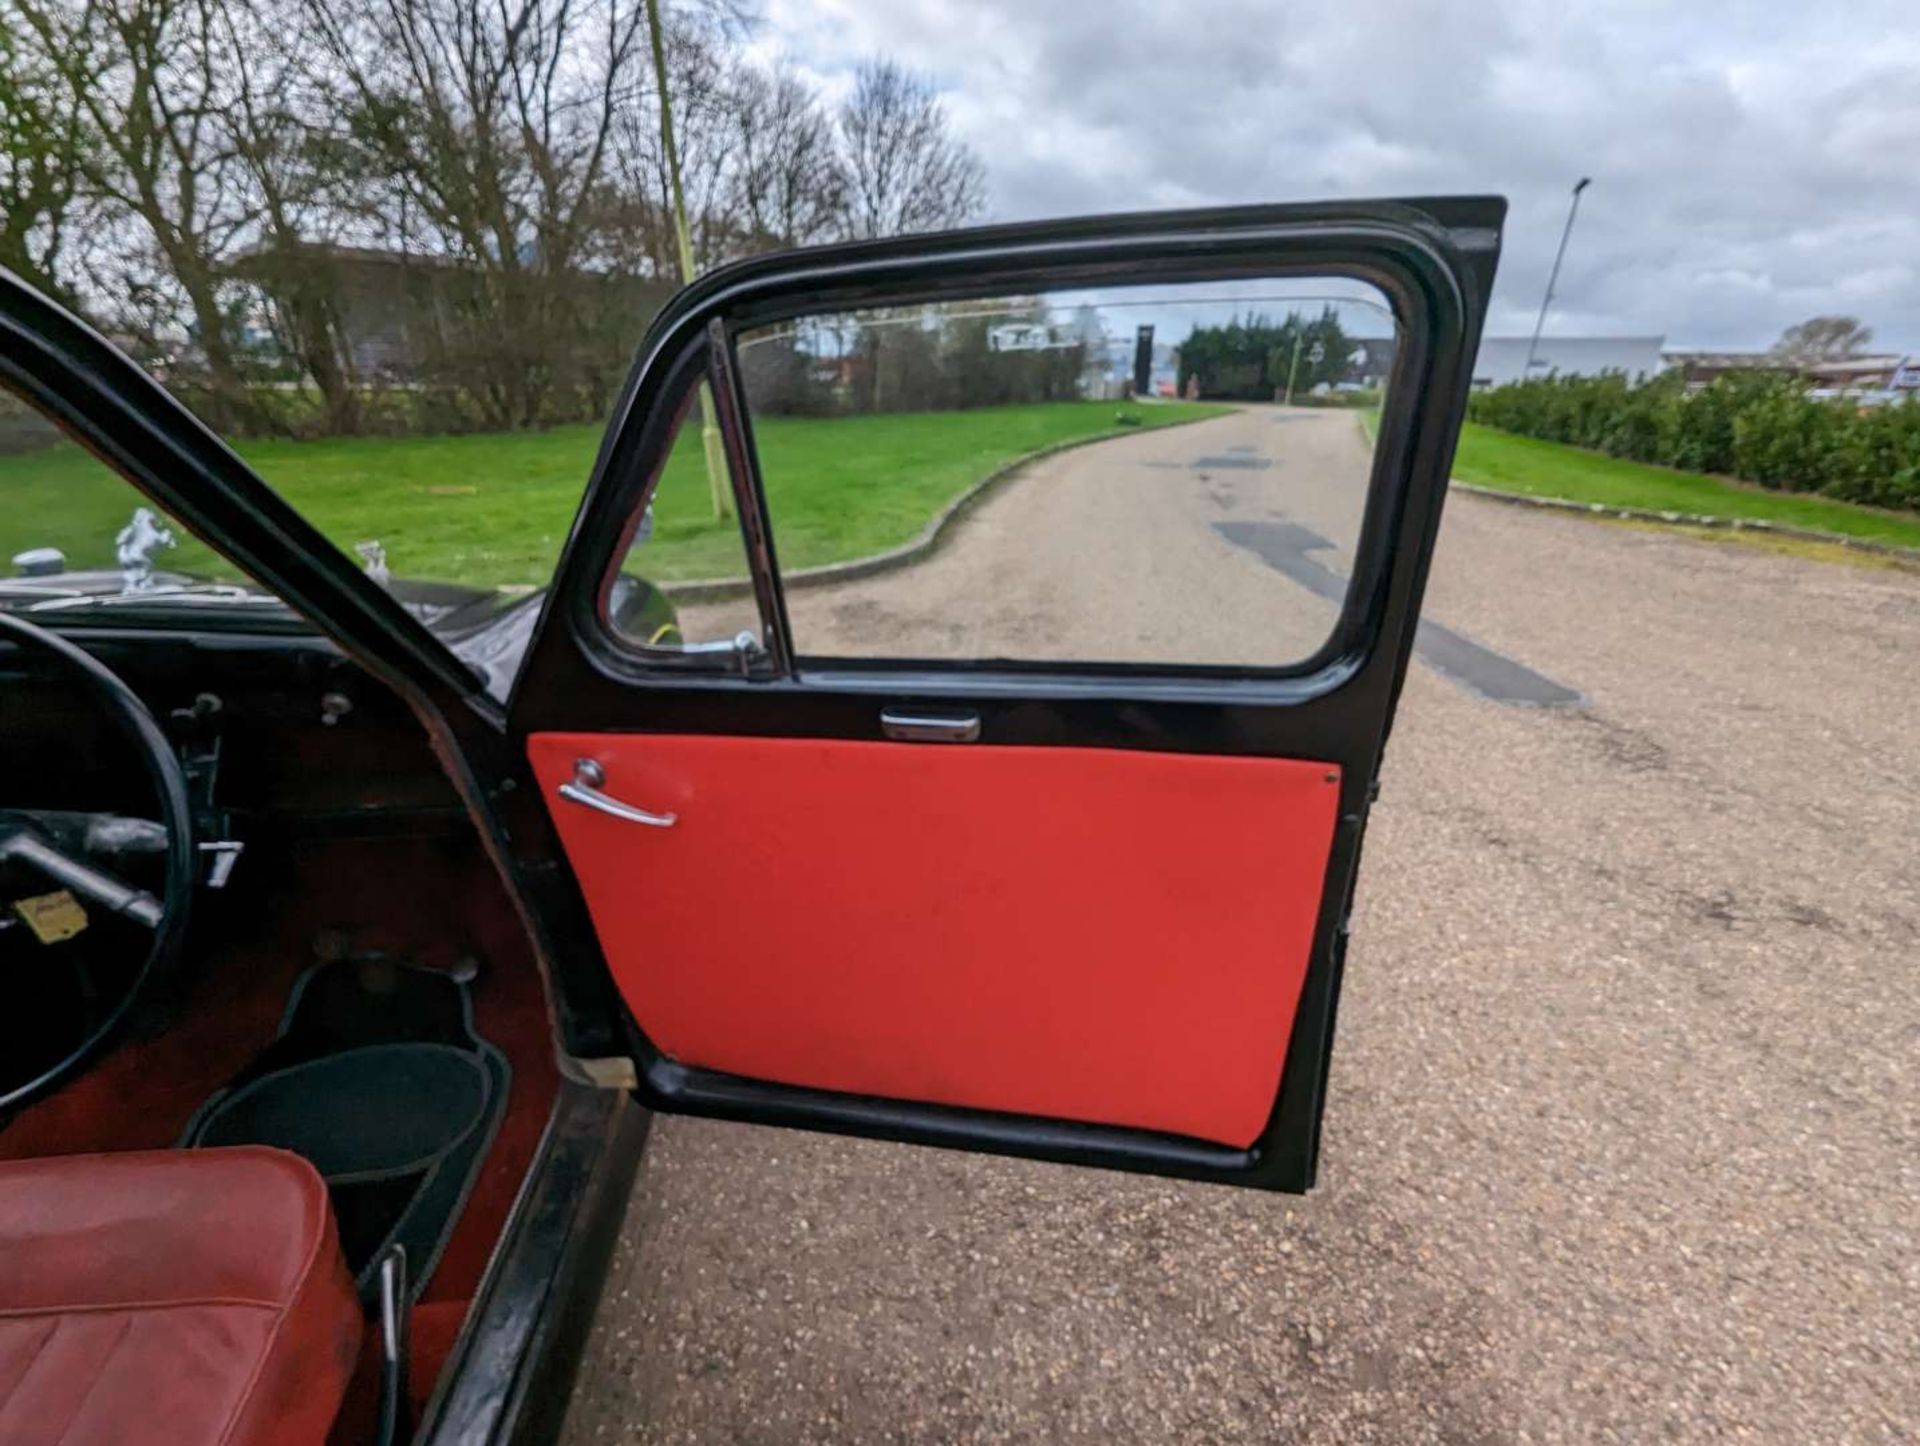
[1349,334,1917,397]
[1472,336,1667,388]
[1343,335,1667,389]
[1662,350,1915,391]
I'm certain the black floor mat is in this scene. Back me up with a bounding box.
[183,958,509,1301]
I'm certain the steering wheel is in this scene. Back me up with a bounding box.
[0,612,194,1113]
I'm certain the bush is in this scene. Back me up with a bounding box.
[1824,400,1920,508]
[1467,371,1920,513]
[1178,308,1353,400]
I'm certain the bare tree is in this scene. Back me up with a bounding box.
[208,0,363,431]
[302,0,649,427]
[835,59,984,241]
[0,13,96,307]
[11,0,267,428]
[0,0,985,438]
[609,14,745,279]
[1773,315,1875,363]
[728,64,843,251]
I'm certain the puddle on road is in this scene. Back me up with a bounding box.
[1213,520,1582,706]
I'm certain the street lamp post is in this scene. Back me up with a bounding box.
[1283,335,1326,406]
[1524,177,1592,378]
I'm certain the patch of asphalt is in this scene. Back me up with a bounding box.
[1214,518,1580,706]
[680,405,1370,668]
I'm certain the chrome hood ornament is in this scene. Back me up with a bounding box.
[115,507,175,592]
[354,540,391,586]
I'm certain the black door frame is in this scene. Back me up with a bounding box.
[508,198,1503,1191]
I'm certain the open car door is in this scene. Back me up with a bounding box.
[506,199,1502,1191]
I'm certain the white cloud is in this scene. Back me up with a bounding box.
[755,0,1920,349]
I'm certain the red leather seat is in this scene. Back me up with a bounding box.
[0,1147,361,1446]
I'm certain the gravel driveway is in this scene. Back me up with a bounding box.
[562,409,1919,1444]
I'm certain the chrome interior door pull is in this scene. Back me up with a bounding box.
[556,758,678,827]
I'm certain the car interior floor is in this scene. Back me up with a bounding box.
[0,825,559,1435]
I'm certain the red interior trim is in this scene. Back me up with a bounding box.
[0,837,557,1440]
[530,734,1340,1148]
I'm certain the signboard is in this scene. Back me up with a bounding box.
[988,323,1072,353]
[1132,324,1154,396]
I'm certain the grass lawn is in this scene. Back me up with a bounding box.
[1357,410,1920,552]
[1449,421,1920,551]
[0,399,1229,588]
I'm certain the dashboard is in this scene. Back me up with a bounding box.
[0,624,465,833]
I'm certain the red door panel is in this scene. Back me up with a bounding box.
[528,733,1340,1148]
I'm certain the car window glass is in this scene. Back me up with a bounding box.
[0,390,268,618]
[605,378,764,656]
[734,277,1396,669]
[7,255,676,679]
[109,258,674,601]
[16,259,671,660]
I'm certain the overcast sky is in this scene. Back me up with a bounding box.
[751,0,1920,351]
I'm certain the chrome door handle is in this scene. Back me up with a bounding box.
[556,758,678,827]
[880,708,981,743]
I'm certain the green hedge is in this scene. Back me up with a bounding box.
[1466,372,1920,511]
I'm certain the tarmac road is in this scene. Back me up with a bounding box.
[561,408,1919,1444]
